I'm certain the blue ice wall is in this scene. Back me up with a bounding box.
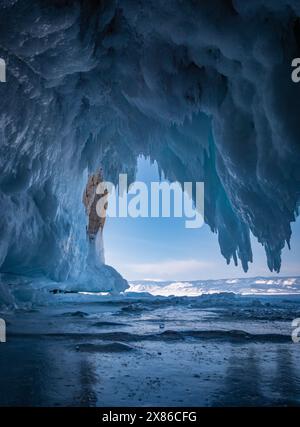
[0,0,300,291]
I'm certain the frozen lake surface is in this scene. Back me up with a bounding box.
[1,290,300,406]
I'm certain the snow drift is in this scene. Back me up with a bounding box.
[0,0,300,296]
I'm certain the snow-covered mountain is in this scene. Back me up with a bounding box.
[128,277,300,297]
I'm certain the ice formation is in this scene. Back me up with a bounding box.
[0,0,300,298]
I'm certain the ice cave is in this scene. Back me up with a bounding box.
[0,0,300,301]
[0,0,300,409]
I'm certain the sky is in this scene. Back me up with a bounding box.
[104,157,300,282]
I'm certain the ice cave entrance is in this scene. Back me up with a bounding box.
[103,157,300,287]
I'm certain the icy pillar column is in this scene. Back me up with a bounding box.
[82,170,107,266]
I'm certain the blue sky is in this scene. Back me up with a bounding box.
[104,157,300,281]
